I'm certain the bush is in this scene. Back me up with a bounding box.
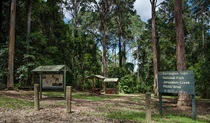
[120,75,136,94]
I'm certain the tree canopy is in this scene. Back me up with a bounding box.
[0,0,210,98]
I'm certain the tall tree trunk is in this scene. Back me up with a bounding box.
[72,0,80,89]
[122,39,126,65]
[101,0,109,77]
[117,11,122,67]
[137,45,140,90]
[150,0,158,96]
[26,0,32,85]
[7,0,17,89]
[26,0,32,37]
[174,0,190,106]
[201,13,204,48]
[0,0,2,44]
[73,0,78,37]
[102,20,107,77]
[118,22,122,67]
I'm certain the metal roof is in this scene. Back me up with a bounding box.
[32,65,71,73]
[103,78,119,82]
[86,75,106,79]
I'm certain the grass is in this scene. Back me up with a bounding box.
[106,110,145,122]
[152,114,209,123]
[0,96,33,109]
[0,91,209,123]
[105,110,209,123]
[72,92,121,101]
[42,91,64,97]
[41,91,121,101]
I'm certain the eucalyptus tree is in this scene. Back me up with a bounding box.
[186,0,210,98]
[121,14,145,91]
[64,0,83,89]
[111,0,136,67]
[25,0,32,84]
[81,0,113,77]
[7,0,17,89]
[150,0,158,96]
[190,0,210,47]
[174,0,190,106]
[155,0,176,71]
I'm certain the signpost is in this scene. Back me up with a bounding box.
[158,70,196,120]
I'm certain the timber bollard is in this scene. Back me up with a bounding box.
[34,84,39,111]
[66,86,72,113]
[145,92,151,122]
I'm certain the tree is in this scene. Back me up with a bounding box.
[0,0,2,44]
[26,0,32,84]
[174,0,190,106]
[150,0,158,96]
[112,0,135,67]
[100,0,110,77]
[7,0,17,89]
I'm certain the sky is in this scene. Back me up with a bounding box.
[64,0,165,23]
[134,0,164,22]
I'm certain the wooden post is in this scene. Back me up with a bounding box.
[159,92,162,115]
[104,82,106,94]
[192,95,196,120]
[145,92,151,122]
[39,73,42,99]
[34,84,39,111]
[64,67,67,99]
[66,86,72,113]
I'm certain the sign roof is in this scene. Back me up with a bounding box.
[32,65,71,73]
[103,78,119,82]
[86,75,106,79]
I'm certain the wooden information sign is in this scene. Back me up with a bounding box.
[158,71,195,94]
[158,70,196,120]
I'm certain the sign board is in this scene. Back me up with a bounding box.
[42,74,63,89]
[158,70,196,120]
[158,71,195,94]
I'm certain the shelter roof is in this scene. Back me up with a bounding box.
[103,78,119,82]
[86,75,106,80]
[32,65,71,73]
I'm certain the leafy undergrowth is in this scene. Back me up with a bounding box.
[0,90,209,123]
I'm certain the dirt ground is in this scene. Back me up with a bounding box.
[0,90,209,123]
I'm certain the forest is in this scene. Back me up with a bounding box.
[0,0,210,99]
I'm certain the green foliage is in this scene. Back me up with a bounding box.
[120,75,136,94]
[0,47,8,88]
[1,0,210,97]
[16,65,28,87]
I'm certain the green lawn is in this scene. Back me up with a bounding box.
[0,96,33,109]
